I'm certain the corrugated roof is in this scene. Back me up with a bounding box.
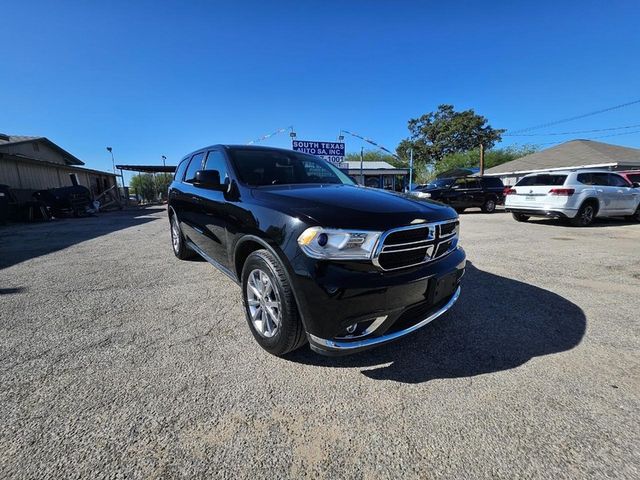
[0,134,84,165]
[485,140,640,175]
[0,134,44,145]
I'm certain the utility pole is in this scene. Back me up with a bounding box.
[360,147,364,185]
[479,143,485,176]
[408,149,414,191]
[161,155,167,201]
[106,147,116,180]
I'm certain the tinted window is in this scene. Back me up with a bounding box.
[576,172,608,186]
[184,152,205,183]
[516,174,567,186]
[204,150,229,181]
[229,150,354,186]
[425,178,454,189]
[451,178,468,189]
[577,173,594,185]
[465,178,481,189]
[481,177,504,188]
[608,173,630,187]
[627,173,640,183]
[174,158,189,181]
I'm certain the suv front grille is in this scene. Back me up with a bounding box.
[373,220,459,271]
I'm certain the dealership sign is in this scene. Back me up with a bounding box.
[292,140,345,166]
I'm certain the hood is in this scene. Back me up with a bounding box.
[250,184,456,229]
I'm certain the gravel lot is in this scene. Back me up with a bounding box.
[1,206,639,479]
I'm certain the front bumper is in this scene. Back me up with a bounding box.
[308,286,461,354]
[290,247,466,355]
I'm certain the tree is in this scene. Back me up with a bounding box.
[427,145,538,183]
[396,104,505,165]
[344,149,399,166]
[129,174,158,202]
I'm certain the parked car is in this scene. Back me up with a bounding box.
[412,176,505,213]
[168,145,465,356]
[505,170,640,226]
[618,170,640,185]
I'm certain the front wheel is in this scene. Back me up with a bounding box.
[570,202,596,227]
[241,249,307,356]
[512,212,529,222]
[626,205,640,223]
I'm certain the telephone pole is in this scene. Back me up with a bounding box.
[479,143,485,176]
[360,147,364,185]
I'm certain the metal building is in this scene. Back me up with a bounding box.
[485,139,640,186]
[0,134,117,202]
[343,161,409,191]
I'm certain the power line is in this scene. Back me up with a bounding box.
[504,123,640,137]
[508,98,640,134]
[247,126,294,145]
[340,130,399,158]
[535,128,640,146]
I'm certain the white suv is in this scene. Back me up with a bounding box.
[505,170,640,226]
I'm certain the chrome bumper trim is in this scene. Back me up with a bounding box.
[308,286,461,351]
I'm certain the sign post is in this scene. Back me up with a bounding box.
[291,140,346,168]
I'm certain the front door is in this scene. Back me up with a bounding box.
[193,149,232,268]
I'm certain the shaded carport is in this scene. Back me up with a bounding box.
[116,165,177,203]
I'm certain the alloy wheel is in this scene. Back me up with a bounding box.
[171,217,180,253]
[581,205,594,225]
[246,269,282,338]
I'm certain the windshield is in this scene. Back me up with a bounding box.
[229,149,354,187]
[425,178,454,189]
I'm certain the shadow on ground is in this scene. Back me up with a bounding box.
[0,207,165,270]
[287,263,586,383]
[525,216,638,228]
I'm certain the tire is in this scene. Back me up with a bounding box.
[512,212,529,222]
[481,197,497,213]
[241,249,307,356]
[170,214,195,260]
[570,201,597,227]
[626,205,640,223]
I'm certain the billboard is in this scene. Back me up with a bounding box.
[292,140,345,166]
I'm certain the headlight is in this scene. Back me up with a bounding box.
[297,227,382,260]
[410,191,431,198]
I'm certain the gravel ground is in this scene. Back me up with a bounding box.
[1,206,639,479]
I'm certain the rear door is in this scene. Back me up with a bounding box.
[448,178,471,208]
[590,172,616,214]
[177,152,207,248]
[464,178,483,207]
[608,173,638,213]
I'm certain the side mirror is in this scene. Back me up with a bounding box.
[633,182,640,188]
[193,170,225,190]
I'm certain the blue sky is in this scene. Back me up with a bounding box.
[2,0,640,180]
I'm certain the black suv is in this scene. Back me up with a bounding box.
[414,176,505,213]
[168,145,465,356]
